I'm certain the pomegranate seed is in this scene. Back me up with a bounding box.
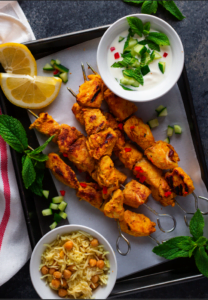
[63,153,68,157]
[114,52,120,59]
[103,187,108,194]
[163,52,168,58]
[130,126,135,130]
[110,47,116,52]
[124,148,131,152]
[118,123,123,130]
[53,69,59,75]
[60,190,66,196]
[164,191,172,197]
[80,183,87,188]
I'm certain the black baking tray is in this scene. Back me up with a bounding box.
[0,25,207,297]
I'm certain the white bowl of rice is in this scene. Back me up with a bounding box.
[30,225,117,299]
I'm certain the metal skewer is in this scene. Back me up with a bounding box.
[116,221,131,256]
[86,63,97,74]
[81,62,88,82]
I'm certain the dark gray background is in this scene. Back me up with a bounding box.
[1,0,208,298]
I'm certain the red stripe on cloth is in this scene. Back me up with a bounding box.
[0,110,11,250]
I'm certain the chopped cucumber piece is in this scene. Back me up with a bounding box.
[53,62,69,73]
[155,105,165,114]
[53,73,61,78]
[59,212,68,219]
[56,59,61,65]
[167,126,174,137]
[52,196,64,204]
[119,36,125,42]
[42,208,53,216]
[120,84,134,91]
[49,203,59,210]
[58,201,67,212]
[50,222,57,230]
[120,77,139,88]
[158,107,168,117]
[42,190,49,199]
[50,59,56,65]
[152,51,162,60]
[132,44,147,56]
[54,213,62,223]
[43,63,54,71]
[59,72,68,83]
[125,37,138,51]
[158,62,166,74]
[164,137,170,143]
[147,118,159,129]
[141,65,150,76]
[174,125,182,134]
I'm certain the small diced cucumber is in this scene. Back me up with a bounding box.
[59,212,67,219]
[59,72,68,83]
[141,65,150,76]
[125,37,138,51]
[167,126,174,137]
[43,63,54,71]
[54,213,62,223]
[158,107,168,117]
[174,125,182,134]
[58,201,67,212]
[164,137,170,143]
[42,190,49,199]
[119,36,125,42]
[152,51,162,60]
[49,203,59,210]
[132,44,147,56]
[52,196,64,204]
[53,63,69,73]
[50,59,56,66]
[42,208,53,216]
[155,105,165,114]
[55,59,61,65]
[147,118,159,129]
[120,77,139,88]
[49,222,57,230]
[158,62,166,74]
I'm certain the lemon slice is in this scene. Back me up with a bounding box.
[0,43,37,76]
[0,73,62,109]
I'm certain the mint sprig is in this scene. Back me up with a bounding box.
[126,16,143,37]
[141,1,158,14]
[146,32,170,46]
[123,68,144,85]
[153,209,208,278]
[160,1,185,21]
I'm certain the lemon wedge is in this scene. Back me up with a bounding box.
[0,73,62,109]
[0,43,37,76]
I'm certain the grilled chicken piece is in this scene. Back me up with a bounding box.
[150,178,176,207]
[29,112,60,142]
[83,108,107,136]
[67,136,96,174]
[145,141,180,170]
[113,129,126,152]
[77,74,103,108]
[123,180,151,208]
[115,142,143,170]
[101,169,127,200]
[46,153,79,189]
[119,210,156,237]
[133,158,163,187]
[57,124,83,154]
[124,116,155,150]
[72,102,85,125]
[104,112,119,130]
[76,182,103,209]
[86,127,118,160]
[114,169,127,184]
[104,89,137,121]
[104,189,124,220]
[165,167,195,196]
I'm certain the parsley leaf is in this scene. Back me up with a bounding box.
[190,209,204,241]
[126,16,143,37]
[147,41,160,52]
[147,32,170,46]
[22,156,36,189]
[195,247,208,278]
[0,115,28,153]
[29,135,55,155]
[160,1,185,21]
[123,68,144,85]
[141,1,158,15]
[144,22,151,31]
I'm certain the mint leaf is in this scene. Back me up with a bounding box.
[112,57,139,68]
[29,135,55,155]
[177,237,196,251]
[153,236,191,259]
[189,246,197,258]
[190,209,204,241]
[195,247,208,278]
[160,1,185,20]
[143,30,150,35]
[28,153,49,162]
[22,156,36,189]
[138,40,148,45]
[147,41,160,52]
[121,52,132,58]
[141,1,158,14]
[120,84,134,91]
[29,166,44,196]
[0,115,28,153]
[144,22,151,31]
[123,0,144,4]
[123,68,144,85]
[146,32,170,46]
[196,236,207,247]
[126,16,143,37]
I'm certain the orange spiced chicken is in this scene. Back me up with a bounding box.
[123,180,151,208]
[150,178,176,207]
[104,189,124,220]
[76,182,103,209]
[57,124,83,154]
[71,102,85,125]
[115,142,143,170]
[83,108,107,136]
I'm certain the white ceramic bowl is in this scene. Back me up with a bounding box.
[97,14,184,102]
[30,225,117,299]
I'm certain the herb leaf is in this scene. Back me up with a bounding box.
[147,41,160,51]
[196,237,208,247]
[28,153,49,162]
[177,237,196,251]
[141,1,158,15]
[195,247,208,278]
[0,115,28,153]
[112,57,139,68]
[146,32,170,46]
[29,135,55,155]
[123,0,144,4]
[126,16,143,37]
[160,1,185,20]
[123,68,144,85]
[190,209,204,241]
[153,236,191,260]
[29,163,45,196]
[22,156,36,189]
[138,40,148,45]
[144,22,151,31]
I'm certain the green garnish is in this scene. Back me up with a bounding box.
[141,1,158,14]
[120,84,134,91]
[146,32,170,46]
[123,68,144,85]
[119,36,125,42]
[147,41,160,52]
[126,16,143,37]
[111,57,140,68]
[153,209,208,278]
[143,22,150,31]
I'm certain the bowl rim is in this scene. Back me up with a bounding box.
[29,224,118,299]
[97,13,184,102]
